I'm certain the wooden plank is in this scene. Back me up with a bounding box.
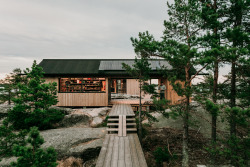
[133,134,148,167]
[103,135,115,167]
[126,118,136,121]
[118,115,123,137]
[109,104,117,116]
[128,134,140,167]
[108,118,119,121]
[118,160,125,167]
[126,123,136,126]
[57,92,108,106]
[127,128,137,132]
[111,136,119,167]
[107,128,118,132]
[96,135,110,167]
[121,104,124,115]
[123,115,127,136]
[124,136,133,167]
[107,123,119,126]
[118,137,125,167]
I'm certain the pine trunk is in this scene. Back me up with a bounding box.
[230,60,236,136]
[211,0,218,143]
[212,60,218,142]
[230,0,242,137]
[138,80,142,142]
[182,96,189,167]
[182,66,190,167]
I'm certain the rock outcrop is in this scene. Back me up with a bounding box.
[0,104,13,119]
[58,107,111,128]
[142,102,229,138]
[41,127,106,160]
[59,114,91,128]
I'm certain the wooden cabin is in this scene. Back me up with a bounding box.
[39,59,183,107]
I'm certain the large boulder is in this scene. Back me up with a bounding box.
[59,114,91,128]
[41,127,107,160]
[90,117,103,127]
[143,102,229,138]
[0,128,106,167]
[84,107,110,118]
[57,157,83,167]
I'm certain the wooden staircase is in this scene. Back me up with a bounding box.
[107,115,137,136]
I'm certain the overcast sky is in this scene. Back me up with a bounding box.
[0,0,230,80]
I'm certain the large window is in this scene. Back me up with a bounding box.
[59,78,106,93]
[111,79,126,94]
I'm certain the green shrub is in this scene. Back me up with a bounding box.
[0,121,27,161]
[11,127,57,167]
[8,108,64,130]
[7,61,64,130]
[153,146,176,166]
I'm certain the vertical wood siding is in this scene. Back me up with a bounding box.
[44,77,109,106]
[126,79,140,96]
[159,79,186,105]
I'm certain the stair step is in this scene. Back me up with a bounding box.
[107,128,119,131]
[126,123,136,126]
[107,123,119,126]
[108,118,119,121]
[126,118,136,121]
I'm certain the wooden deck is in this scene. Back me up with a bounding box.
[110,99,152,105]
[109,103,135,116]
[96,104,148,167]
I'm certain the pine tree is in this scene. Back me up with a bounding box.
[11,127,57,167]
[122,57,151,142]
[0,120,27,161]
[130,1,209,165]
[0,68,26,105]
[199,0,228,143]
[7,61,63,130]
[224,0,249,137]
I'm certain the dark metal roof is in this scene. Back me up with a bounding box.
[99,60,172,70]
[39,59,100,75]
[38,59,173,76]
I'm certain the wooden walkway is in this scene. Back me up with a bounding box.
[109,103,135,116]
[96,104,148,167]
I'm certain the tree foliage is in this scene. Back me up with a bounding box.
[7,61,64,130]
[130,0,249,166]
[0,68,26,105]
[11,127,57,167]
[122,57,151,141]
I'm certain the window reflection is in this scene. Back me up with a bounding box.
[59,78,106,93]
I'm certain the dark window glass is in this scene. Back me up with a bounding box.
[59,78,106,93]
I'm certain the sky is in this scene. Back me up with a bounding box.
[0,0,230,81]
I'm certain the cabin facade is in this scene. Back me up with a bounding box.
[39,59,183,107]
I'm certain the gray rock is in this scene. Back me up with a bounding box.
[143,102,229,138]
[0,157,17,167]
[90,117,103,127]
[50,106,74,115]
[41,127,107,159]
[59,114,91,128]
[85,107,110,117]
[0,104,13,119]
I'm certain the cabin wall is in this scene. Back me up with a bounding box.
[44,77,109,106]
[159,79,185,105]
[126,79,140,96]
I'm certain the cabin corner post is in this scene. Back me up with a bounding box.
[107,77,111,105]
